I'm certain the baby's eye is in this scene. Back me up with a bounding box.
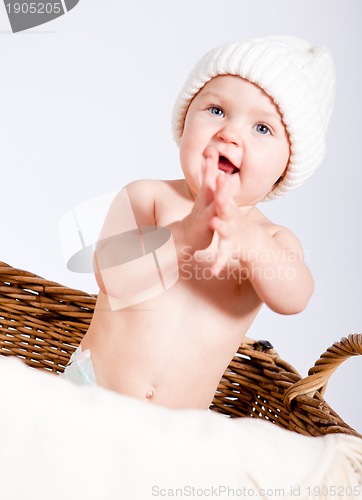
[208,106,224,118]
[255,123,271,135]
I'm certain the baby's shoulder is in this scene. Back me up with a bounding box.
[252,208,304,254]
[124,179,191,226]
[125,178,166,196]
[125,179,188,198]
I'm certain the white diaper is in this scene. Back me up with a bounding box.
[60,345,96,386]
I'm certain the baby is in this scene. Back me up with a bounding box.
[61,36,335,410]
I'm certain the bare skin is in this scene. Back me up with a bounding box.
[80,76,314,410]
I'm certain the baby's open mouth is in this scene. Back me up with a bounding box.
[218,155,240,175]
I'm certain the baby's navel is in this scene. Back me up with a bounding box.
[145,387,155,399]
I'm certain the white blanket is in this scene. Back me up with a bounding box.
[0,356,360,500]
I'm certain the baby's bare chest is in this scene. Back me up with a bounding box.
[180,244,257,313]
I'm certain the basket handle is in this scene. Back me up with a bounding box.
[284,334,362,410]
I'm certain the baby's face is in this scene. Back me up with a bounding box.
[179,75,290,206]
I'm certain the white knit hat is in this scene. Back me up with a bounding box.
[172,35,336,200]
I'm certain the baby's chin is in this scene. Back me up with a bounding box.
[232,188,266,208]
[185,180,199,200]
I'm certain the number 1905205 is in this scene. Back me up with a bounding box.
[306,485,361,497]
[6,3,62,14]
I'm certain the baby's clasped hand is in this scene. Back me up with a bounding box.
[180,147,218,254]
[182,146,259,277]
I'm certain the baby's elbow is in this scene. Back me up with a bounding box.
[272,274,315,315]
[301,272,315,310]
[271,297,310,315]
[278,296,311,315]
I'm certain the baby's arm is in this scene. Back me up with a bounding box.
[93,181,160,304]
[210,172,314,315]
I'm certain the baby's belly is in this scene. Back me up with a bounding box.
[83,266,262,409]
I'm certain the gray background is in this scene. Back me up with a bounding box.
[0,0,361,431]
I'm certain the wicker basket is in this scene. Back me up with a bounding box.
[0,261,361,439]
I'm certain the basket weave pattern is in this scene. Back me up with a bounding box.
[0,261,360,439]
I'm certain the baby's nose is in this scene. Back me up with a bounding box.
[216,123,243,146]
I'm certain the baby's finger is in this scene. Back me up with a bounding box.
[198,164,214,206]
[196,151,218,208]
[210,216,233,239]
[212,240,230,276]
[196,159,216,208]
[214,176,234,219]
[204,146,219,165]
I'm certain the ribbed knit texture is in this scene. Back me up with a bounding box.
[172,36,336,201]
